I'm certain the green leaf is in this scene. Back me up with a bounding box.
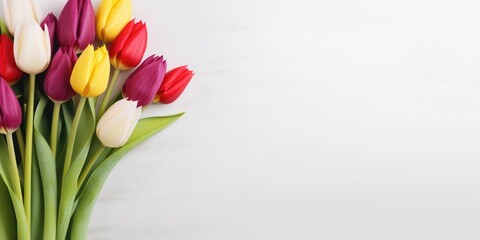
[0,164,16,240]
[33,96,57,240]
[31,146,43,240]
[0,136,30,240]
[76,138,112,196]
[70,113,184,240]
[57,98,96,240]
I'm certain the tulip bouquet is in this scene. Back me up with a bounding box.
[0,0,193,239]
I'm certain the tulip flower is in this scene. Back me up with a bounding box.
[15,21,50,227]
[44,47,77,103]
[109,19,147,70]
[122,55,166,107]
[96,98,141,148]
[3,0,42,35]
[96,0,132,42]
[0,77,22,240]
[0,77,22,134]
[154,66,194,104]
[70,45,110,97]
[41,13,57,54]
[14,21,51,75]
[0,35,23,84]
[57,0,95,51]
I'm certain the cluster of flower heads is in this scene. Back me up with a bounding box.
[0,0,194,146]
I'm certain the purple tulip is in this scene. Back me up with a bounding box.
[0,77,22,134]
[57,0,95,51]
[41,13,57,54]
[43,47,78,103]
[122,55,167,107]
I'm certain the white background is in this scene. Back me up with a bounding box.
[7,0,480,239]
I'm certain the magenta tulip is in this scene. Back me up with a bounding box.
[41,12,57,54]
[43,47,77,103]
[122,55,166,107]
[0,77,22,134]
[57,0,95,51]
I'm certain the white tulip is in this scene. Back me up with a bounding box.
[14,21,51,74]
[96,98,142,148]
[3,0,42,34]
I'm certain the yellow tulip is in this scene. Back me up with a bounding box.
[96,0,132,42]
[70,45,110,97]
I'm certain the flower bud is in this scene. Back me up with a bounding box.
[154,66,194,104]
[96,98,141,148]
[0,77,22,134]
[96,0,132,42]
[44,47,77,103]
[40,13,58,54]
[3,0,42,35]
[57,0,95,51]
[13,21,51,74]
[109,19,147,70]
[70,45,110,97]
[122,55,166,107]
[0,34,23,84]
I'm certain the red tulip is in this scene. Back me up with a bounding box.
[41,13,57,54]
[0,77,22,134]
[44,47,78,103]
[109,19,147,70]
[154,66,194,104]
[0,34,23,85]
[122,55,166,107]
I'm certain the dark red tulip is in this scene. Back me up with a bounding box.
[0,34,23,85]
[0,77,22,134]
[122,55,166,107]
[41,13,57,54]
[154,66,194,104]
[57,0,95,51]
[109,19,147,70]
[43,47,78,103]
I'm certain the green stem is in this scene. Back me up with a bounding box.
[77,146,105,190]
[3,133,29,240]
[62,97,86,180]
[50,102,61,159]
[15,129,25,168]
[98,68,120,118]
[24,74,35,227]
[6,133,22,203]
[7,133,30,240]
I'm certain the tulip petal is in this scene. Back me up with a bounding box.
[0,35,23,84]
[85,46,109,96]
[122,55,166,107]
[76,0,96,50]
[117,21,147,69]
[15,22,50,74]
[155,65,194,104]
[57,0,79,47]
[44,47,77,102]
[28,0,42,22]
[71,45,94,96]
[96,98,140,147]
[97,0,131,42]
[95,0,112,41]
[0,78,22,133]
